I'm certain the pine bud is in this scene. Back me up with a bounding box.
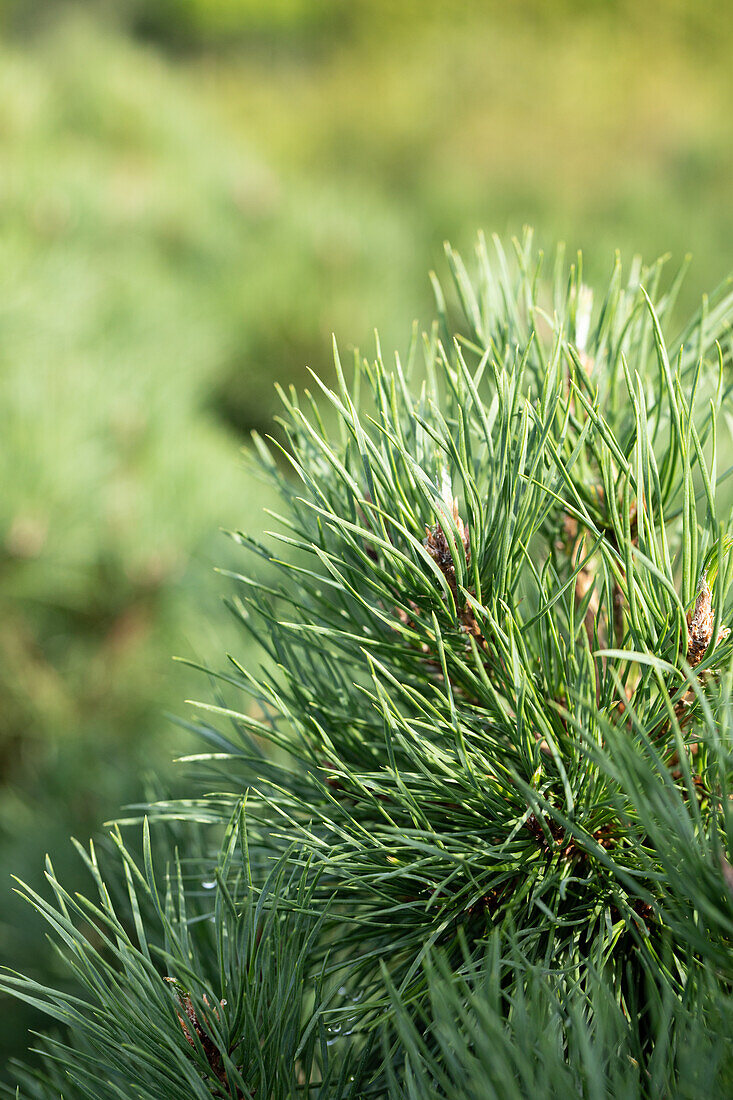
[423,486,485,644]
[687,575,729,668]
[165,978,224,1074]
[424,497,469,590]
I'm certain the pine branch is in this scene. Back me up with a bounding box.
[3,232,733,1097]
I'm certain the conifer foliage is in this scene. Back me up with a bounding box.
[2,232,733,1097]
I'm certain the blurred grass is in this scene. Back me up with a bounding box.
[1,0,733,1077]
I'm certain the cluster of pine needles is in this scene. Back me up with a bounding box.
[2,231,733,1098]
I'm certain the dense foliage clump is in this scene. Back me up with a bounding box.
[2,233,733,1098]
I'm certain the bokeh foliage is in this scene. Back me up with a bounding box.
[1,0,733,1076]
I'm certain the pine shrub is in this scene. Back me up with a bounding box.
[2,232,733,1098]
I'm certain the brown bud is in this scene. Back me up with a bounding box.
[424,498,469,576]
[165,979,224,1076]
[687,577,729,668]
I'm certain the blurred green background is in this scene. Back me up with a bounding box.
[1,0,733,1076]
